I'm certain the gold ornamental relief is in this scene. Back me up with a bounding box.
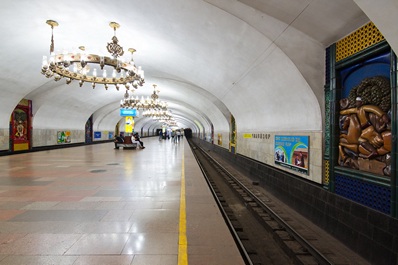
[336,22,384,62]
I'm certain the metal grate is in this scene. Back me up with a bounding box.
[336,22,384,62]
[335,174,390,214]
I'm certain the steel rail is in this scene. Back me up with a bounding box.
[188,142,254,265]
[195,143,333,265]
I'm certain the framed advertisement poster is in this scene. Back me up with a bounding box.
[274,135,309,175]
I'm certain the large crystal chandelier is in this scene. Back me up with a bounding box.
[143,109,173,120]
[160,117,177,127]
[41,20,144,90]
[120,84,168,110]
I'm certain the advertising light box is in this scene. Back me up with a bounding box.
[120,108,138,117]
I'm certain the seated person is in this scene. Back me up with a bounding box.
[114,135,124,149]
[132,133,145,149]
[134,133,145,148]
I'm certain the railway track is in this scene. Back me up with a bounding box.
[189,141,334,265]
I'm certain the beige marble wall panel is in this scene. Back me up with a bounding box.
[32,129,85,147]
[0,128,9,150]
[237,131,323,184]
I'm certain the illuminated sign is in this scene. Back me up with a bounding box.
[120,108,138,117]
[125,116,134,133]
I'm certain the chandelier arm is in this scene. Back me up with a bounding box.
[49,54,144,85]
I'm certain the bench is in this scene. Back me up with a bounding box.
[115,142,137,149]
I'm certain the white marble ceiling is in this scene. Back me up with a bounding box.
[0,0,397,135]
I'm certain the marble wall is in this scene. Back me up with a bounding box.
[0,128,8,151]
[237,131,323,184]
[32,129,86,147]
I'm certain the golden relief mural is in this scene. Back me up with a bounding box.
[338,76,391,176]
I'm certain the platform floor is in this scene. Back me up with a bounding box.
[0,137,244,265]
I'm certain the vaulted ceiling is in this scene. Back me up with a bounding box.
[0,0,397,135]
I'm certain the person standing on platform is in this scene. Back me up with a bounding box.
[172,130,176,142]
[176,130,181,142]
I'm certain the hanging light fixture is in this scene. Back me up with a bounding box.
[143,109,173,120]
[41,20,144,90]
[120,84,168,110]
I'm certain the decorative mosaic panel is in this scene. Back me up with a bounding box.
[324,89,330,158]
[323,160,329,184]
[324,47,331,160]
[336,22,385,62]
[335,174,390,214]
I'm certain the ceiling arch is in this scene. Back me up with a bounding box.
[1,0,398,145]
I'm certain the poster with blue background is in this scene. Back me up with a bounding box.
[274,135,309,174]
[94,132,102,139]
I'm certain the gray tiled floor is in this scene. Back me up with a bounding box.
[0,138,244,265]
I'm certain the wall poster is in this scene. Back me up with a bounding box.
[94,132,102,139]
[57,131,71,144]
[274,135,309,175]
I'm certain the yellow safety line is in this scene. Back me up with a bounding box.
[178,146,188,265]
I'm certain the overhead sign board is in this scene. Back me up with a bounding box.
[120,108,138,117]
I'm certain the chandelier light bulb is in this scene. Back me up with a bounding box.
[100,56,105,70]
[62,49,69,65]
[103,69,107,78]
[138,66,144,78]
[93,69,97,77]
[49,54,55,66]
[42,56,48,68]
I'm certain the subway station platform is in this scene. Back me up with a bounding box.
[0,137,244,265]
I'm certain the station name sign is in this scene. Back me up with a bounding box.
[120,108,138,117]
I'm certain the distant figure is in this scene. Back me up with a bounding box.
[176,130,181,142]
[159,130,163,141]
[114,135,124,149]
[133,133,145,149]
[172,130,176,142]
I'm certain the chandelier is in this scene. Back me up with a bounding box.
[41,20,144,90]
[160,118,177,127]
[143,109,173,120]
[120,84,168,110]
